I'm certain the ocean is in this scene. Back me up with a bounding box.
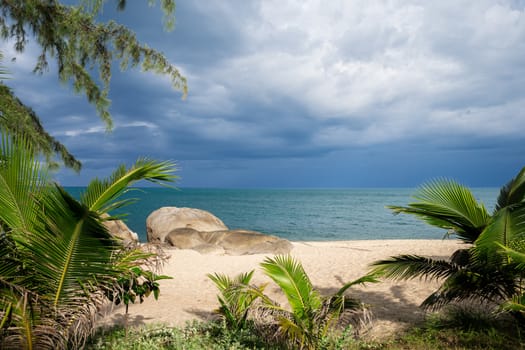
[67,187,499,242]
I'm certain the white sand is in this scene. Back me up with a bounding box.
[97,239,464,339]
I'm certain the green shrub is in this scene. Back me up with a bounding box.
[87,321,278,350]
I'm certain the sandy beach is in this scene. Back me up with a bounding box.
[98,239,464,339]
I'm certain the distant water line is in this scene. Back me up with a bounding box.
[66,187,498,242]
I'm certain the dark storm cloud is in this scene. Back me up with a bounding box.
[2,0,525,187]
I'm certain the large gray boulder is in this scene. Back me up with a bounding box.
[103,216,139,245]
[146,207,228,244]
[166,228,293,255]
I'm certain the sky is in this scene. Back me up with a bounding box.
[2,0,525,188]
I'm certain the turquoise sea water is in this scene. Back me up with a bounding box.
[66,187,499,242]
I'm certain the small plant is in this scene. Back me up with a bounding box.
[209,255,376,350]
[207,270,266,332]
[259,255,376,349]
[106,259,172,335]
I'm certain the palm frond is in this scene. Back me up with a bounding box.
[0,284,66,350]
[19,186,119,308]
[500,293,525,314]
[328,274,377,318]
[0,133,175,347]
[496,166,525,211]
[110,246,165,280]
[208,272,234,293]
[474,205,525,260]
[388,179,490,243]
[0,133,48,239]
[276,315,306,348]
[260,255,321,318]
[207,270,265,330]
[80,157,177,214]
[235,271,255,285]
[421,264,520,310]
[335,274,379,297]
[369,255,459,281]
[498,242,525,272]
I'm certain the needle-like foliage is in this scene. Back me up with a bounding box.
[0,2,186,171]
[0,0,186,129]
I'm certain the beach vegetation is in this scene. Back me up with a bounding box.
[208,270,266,332]
[208,255,375,350]
[86,317,524,350]
[396,304,525,350]
[370,166,525,319]
[259,255,375,349]
[0,132,177,349]
[105,257,173,336]
[88,322,279,350]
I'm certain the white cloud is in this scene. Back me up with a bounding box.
[61,126,106,137]
[183,0,525,148]
[0,40,41,74]
[56,118,159,137]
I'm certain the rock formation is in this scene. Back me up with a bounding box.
[146,207,292,255]
[103,216,139,245]
[165,228,293,255]
[146,207,228,244]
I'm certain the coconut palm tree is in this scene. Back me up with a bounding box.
[0,132,177,349]
[370,167,525,313]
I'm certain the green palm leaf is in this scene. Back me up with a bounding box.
[388,179,490,243]
[496,166,525,211]
[335,274,379,297]
[327,274,377,320]
[498,243,525,272]
[20,186,119,307]
[370,255,459,281]
[277,316,306,348]
[500,294,525,314]
[80,157,177,214]
[260,255,322,319]
[208,271,255,293]
[207,270,263,329]
[0,133,48,239]
[421,263,520,310]
[475,205,525,260]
